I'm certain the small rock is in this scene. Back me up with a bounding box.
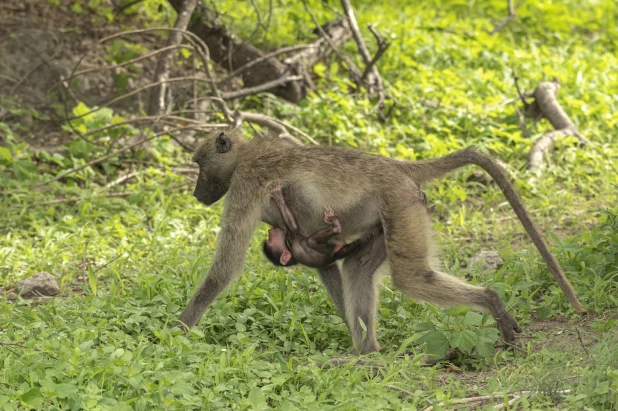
[470,250,504,271]
[15,272,59,297]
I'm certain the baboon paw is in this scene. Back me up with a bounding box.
[324,207,336,223]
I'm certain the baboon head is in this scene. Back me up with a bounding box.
[192,128,247,205]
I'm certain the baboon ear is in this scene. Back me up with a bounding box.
[215,132,232,153]
[280,250,292,266]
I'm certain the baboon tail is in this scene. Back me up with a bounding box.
[399,148,585,313]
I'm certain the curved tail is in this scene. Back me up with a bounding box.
[399,148,584,312]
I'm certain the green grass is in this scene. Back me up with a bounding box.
[1,0,618,409]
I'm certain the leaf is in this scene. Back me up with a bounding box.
[464,312,483,326]
[450,330,478,355]
[423,331,449,359]
[21,388,43,407]
[56,383,78,398]
[247,387,266,408]
[0,147,13,163]
[476,328,499,358]
[72,102,93,120]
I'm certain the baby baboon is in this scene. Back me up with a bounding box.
[263,185,356,267]
[178,128,583,354]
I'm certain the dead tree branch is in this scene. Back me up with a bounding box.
[360,25,391,84]
[512,75,589,172]
[167,0,303,103]
[220,75,303,100]
[148,0,197,116]
[340,0,388,120]
[491,0,519,35]
[29,126,199,190]
[218,44,316,87]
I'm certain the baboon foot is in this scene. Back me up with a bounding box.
[270,184,283,199]
[484,288,522,345]
[324,207,336,223]
[348,340,381,355]
[496,311,522,346]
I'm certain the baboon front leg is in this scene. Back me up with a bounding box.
[176,275,229,330]
[341,233,387,354]
[381,199,522,344]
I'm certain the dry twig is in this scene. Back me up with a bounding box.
[491,0,519,35]
[148,0,198,116]
[422,390,571,411]
[29,126,198,190]
[340,0,388,119]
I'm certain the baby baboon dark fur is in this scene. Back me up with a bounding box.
[178,128,583,354]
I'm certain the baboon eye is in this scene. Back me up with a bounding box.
[215,132,232,153]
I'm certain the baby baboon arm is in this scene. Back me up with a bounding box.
[271,184,299,233]
[177,169,264,329]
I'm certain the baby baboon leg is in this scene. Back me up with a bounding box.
[341,234,387,354]
[381,198,521,344]
[317,264,347,324]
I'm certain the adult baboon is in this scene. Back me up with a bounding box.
[178,128,583,354]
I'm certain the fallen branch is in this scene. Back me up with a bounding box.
[512,74,589,172]
[422,390,571,411]
[102,171,140,190]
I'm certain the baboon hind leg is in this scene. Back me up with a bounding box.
[380,198,522,344]
[341,233,387,354]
